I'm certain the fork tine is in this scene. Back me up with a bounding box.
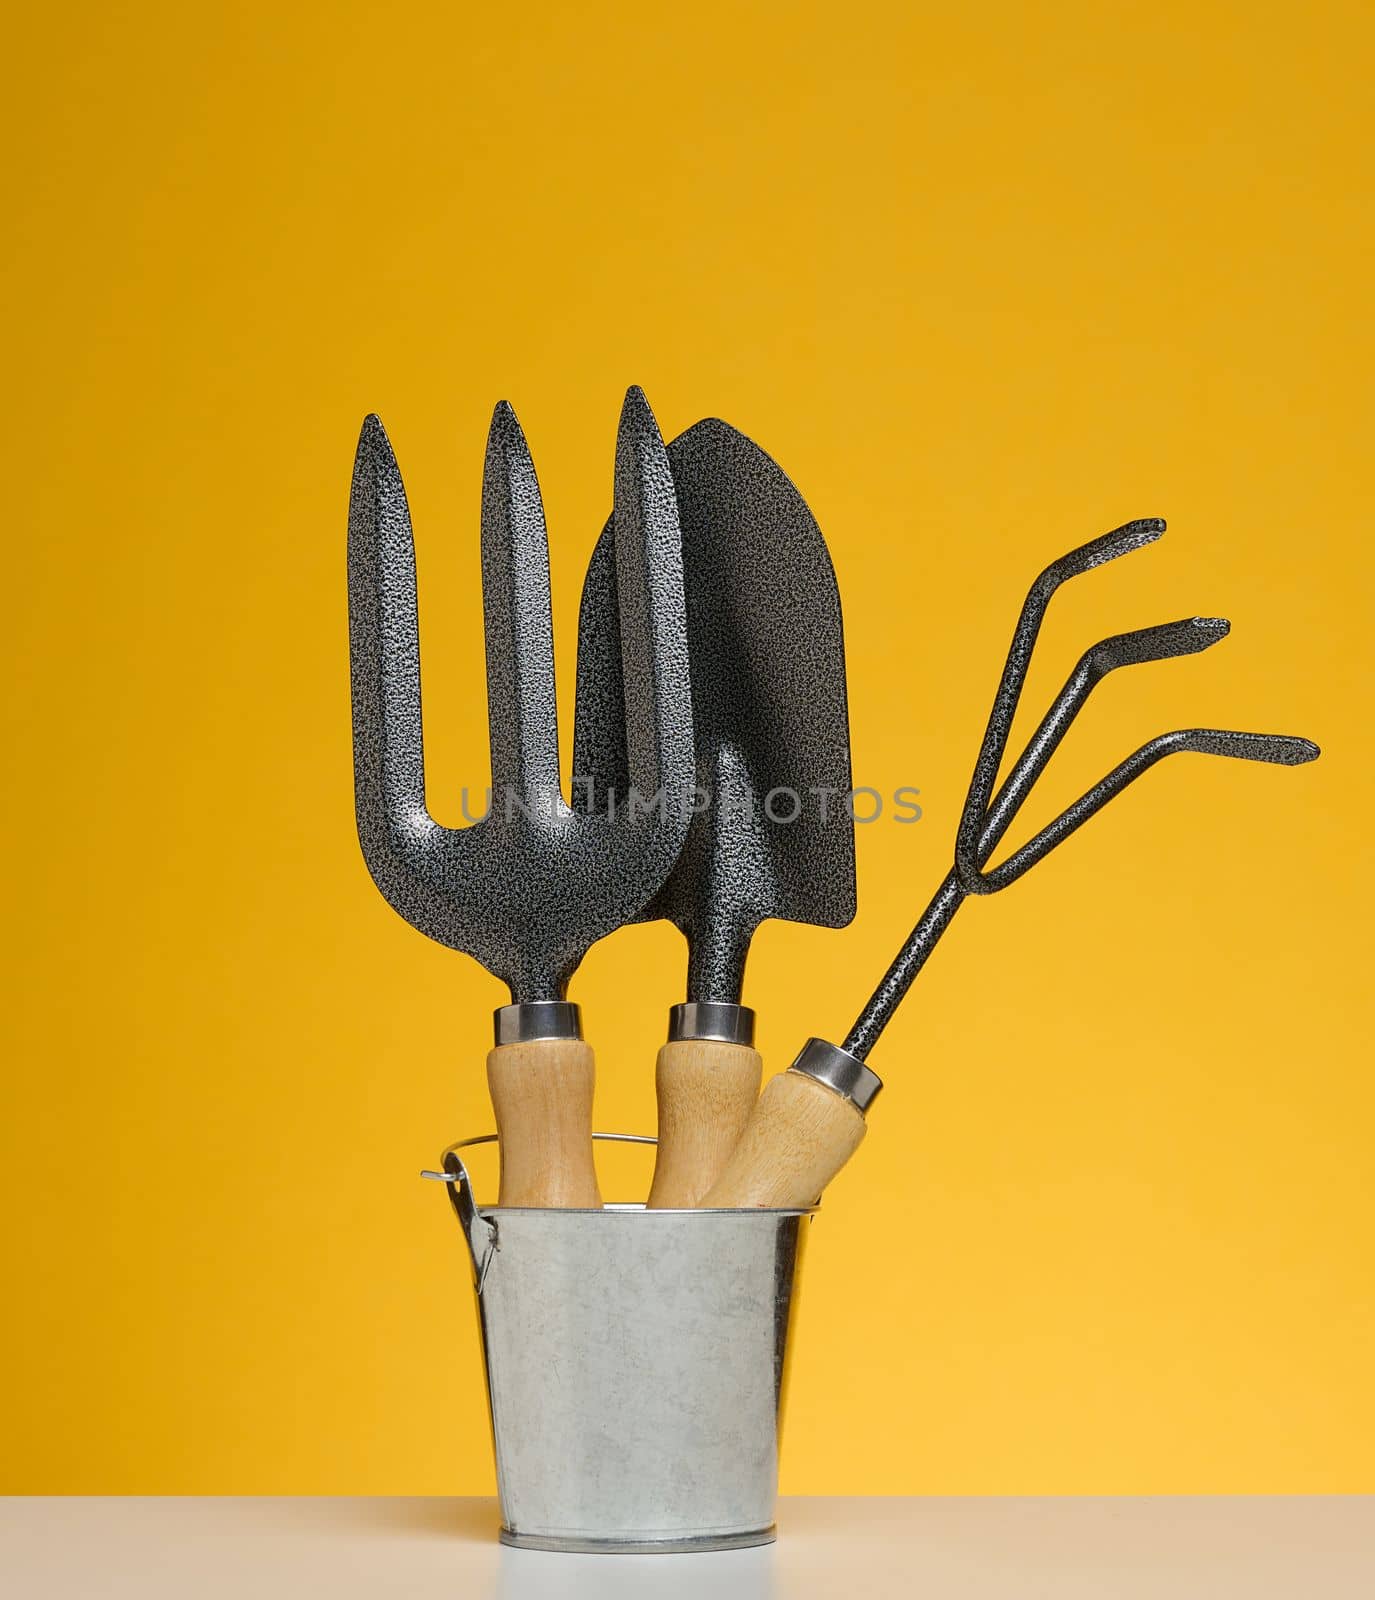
[959,617,1231,886]
[570,514,626,817]
[976,729,1320,892]
[611,386,694,826]
[348,415,431,853]
[954,517,1166,884]
[480,401,562,808]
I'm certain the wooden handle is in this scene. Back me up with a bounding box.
[486,1037,602,1208]
[699,1068,867,1209]
[646,1038,764,1208]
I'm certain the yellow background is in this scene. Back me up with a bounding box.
[3,1,1371,1493]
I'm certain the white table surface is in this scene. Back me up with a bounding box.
[2,1496,1372,1597]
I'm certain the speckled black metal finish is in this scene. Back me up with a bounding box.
[837,523,1320,1065]
[967,615,1233,880]
[573,419,855,1008]
[347,388,694,1003]
[952,517,1167,891]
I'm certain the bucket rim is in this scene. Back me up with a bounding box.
[425,1132,820,1216]
[465,1200,818,1218]
[421,1134,819,1282]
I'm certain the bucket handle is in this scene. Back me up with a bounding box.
[421,1133,657,1292]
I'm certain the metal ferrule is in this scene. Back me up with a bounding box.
[668,1001,756,1047]
[494,1001,583,1047]
[789,1036,883,1113]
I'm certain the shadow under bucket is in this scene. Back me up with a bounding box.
[426,1134,815,1554]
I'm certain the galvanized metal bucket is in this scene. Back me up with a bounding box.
[425,1133,815,1554]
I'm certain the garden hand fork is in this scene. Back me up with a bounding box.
[349,388,694,1206]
